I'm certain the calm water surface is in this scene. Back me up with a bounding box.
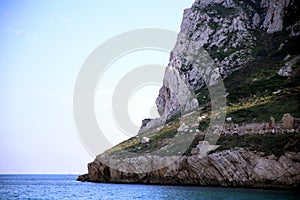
[0,175,298,199]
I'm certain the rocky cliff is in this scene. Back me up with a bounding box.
[149,0,300,124]
[78,0,300,189]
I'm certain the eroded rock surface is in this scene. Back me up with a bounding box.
[79,149,300,189]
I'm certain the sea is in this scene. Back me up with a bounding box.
[0,175,298,200]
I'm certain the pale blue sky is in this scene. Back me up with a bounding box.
[0,0,195,174]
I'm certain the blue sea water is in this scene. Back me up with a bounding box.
[0,175,298,200]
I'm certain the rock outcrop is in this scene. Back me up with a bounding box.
[278,55,300,77]
[78,148,300,189]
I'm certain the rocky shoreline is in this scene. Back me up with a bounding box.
[78,148,300,190]
[77,113,300,189]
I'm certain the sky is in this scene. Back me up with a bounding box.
[0,0,195,174]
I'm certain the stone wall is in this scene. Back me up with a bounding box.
[196,113,300,136]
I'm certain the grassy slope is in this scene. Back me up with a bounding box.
[212,133,300,157]
[224,31,300,123]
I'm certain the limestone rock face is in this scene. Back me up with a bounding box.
[142,0,299,132]
[152,0,258,124]
[262,0,290,33]
[179,0,268,78]
[156,66,199,118]
[138,118,165,135]
[80,149,300,189]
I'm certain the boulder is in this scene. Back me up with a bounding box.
[141,137,150,144]
[282,113,295,130]
[278,56,300,77]
[76,174,89,182]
